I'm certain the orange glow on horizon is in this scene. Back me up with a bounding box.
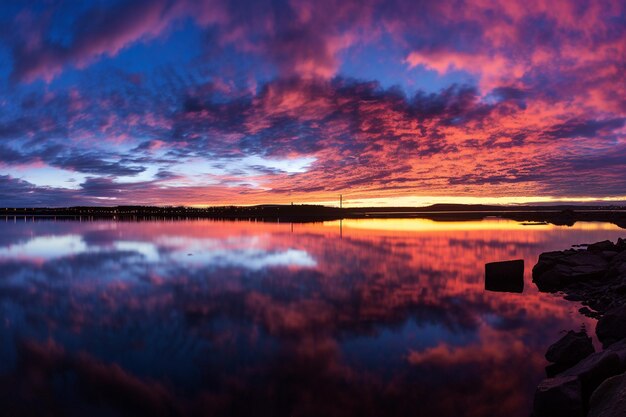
[184,194,626,208]
[325,218,624,232]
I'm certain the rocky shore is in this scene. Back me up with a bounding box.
[532,238,626,417]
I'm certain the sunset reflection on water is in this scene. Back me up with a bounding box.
[0,218,624,416]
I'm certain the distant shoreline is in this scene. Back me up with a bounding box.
[2,204,626,228]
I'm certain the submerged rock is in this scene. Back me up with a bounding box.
[546,330,594,367]
[484,259,524,293]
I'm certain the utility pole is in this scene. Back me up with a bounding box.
[340,194,342,208]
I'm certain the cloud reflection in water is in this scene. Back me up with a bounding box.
[0,218,623,416]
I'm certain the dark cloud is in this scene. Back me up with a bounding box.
[0,176,77,207]
[51,152,146,176]
[448,172,544,186]
[79,177,151,196]
[0,145,32,164]
[0,141,146,177]
[489,86,528,109]
[0,119,36,140]
[173,78,492,158]
[547,118,626,139]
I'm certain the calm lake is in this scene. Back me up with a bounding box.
[0,217,624,416]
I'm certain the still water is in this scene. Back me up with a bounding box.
[0,217,624,416]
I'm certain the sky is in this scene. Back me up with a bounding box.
[0,0,624,207]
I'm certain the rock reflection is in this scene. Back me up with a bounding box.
[0,218,624,416]
[485,259,524,293]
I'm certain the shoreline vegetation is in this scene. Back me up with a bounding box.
[532,238,626,416]
[2,204,626,228]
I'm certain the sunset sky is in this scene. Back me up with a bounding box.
[0,0,625,207]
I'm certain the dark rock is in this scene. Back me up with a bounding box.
[611,250,626,264]
[532,238,626,415]
[484,259,524,293]
[588,298,616,314]
[533,264,573,291]
[564,293,586,301]
[587,240,617,252]
[562,251,609,269]
[533,375,584,417]
[605,253,626,280]
[533,250,574,276]
[536,323,626,414]
[533,250,608,292]
[588,372,626,417]
[546,361,577,378]
[559,350,621,405]
[546,330,595,366]
[612,282,626,294]
[579,307,602,319]
[606,339,626,369]
[600,251,619,260]
[597,305,626,348]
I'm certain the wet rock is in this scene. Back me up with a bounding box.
[596,305,626,348]
[546,330,594,367]
[533,375,584,417]
[588,372,626,417]
[484,259,524,293]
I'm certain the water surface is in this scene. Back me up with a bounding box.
[0,217,624,416]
